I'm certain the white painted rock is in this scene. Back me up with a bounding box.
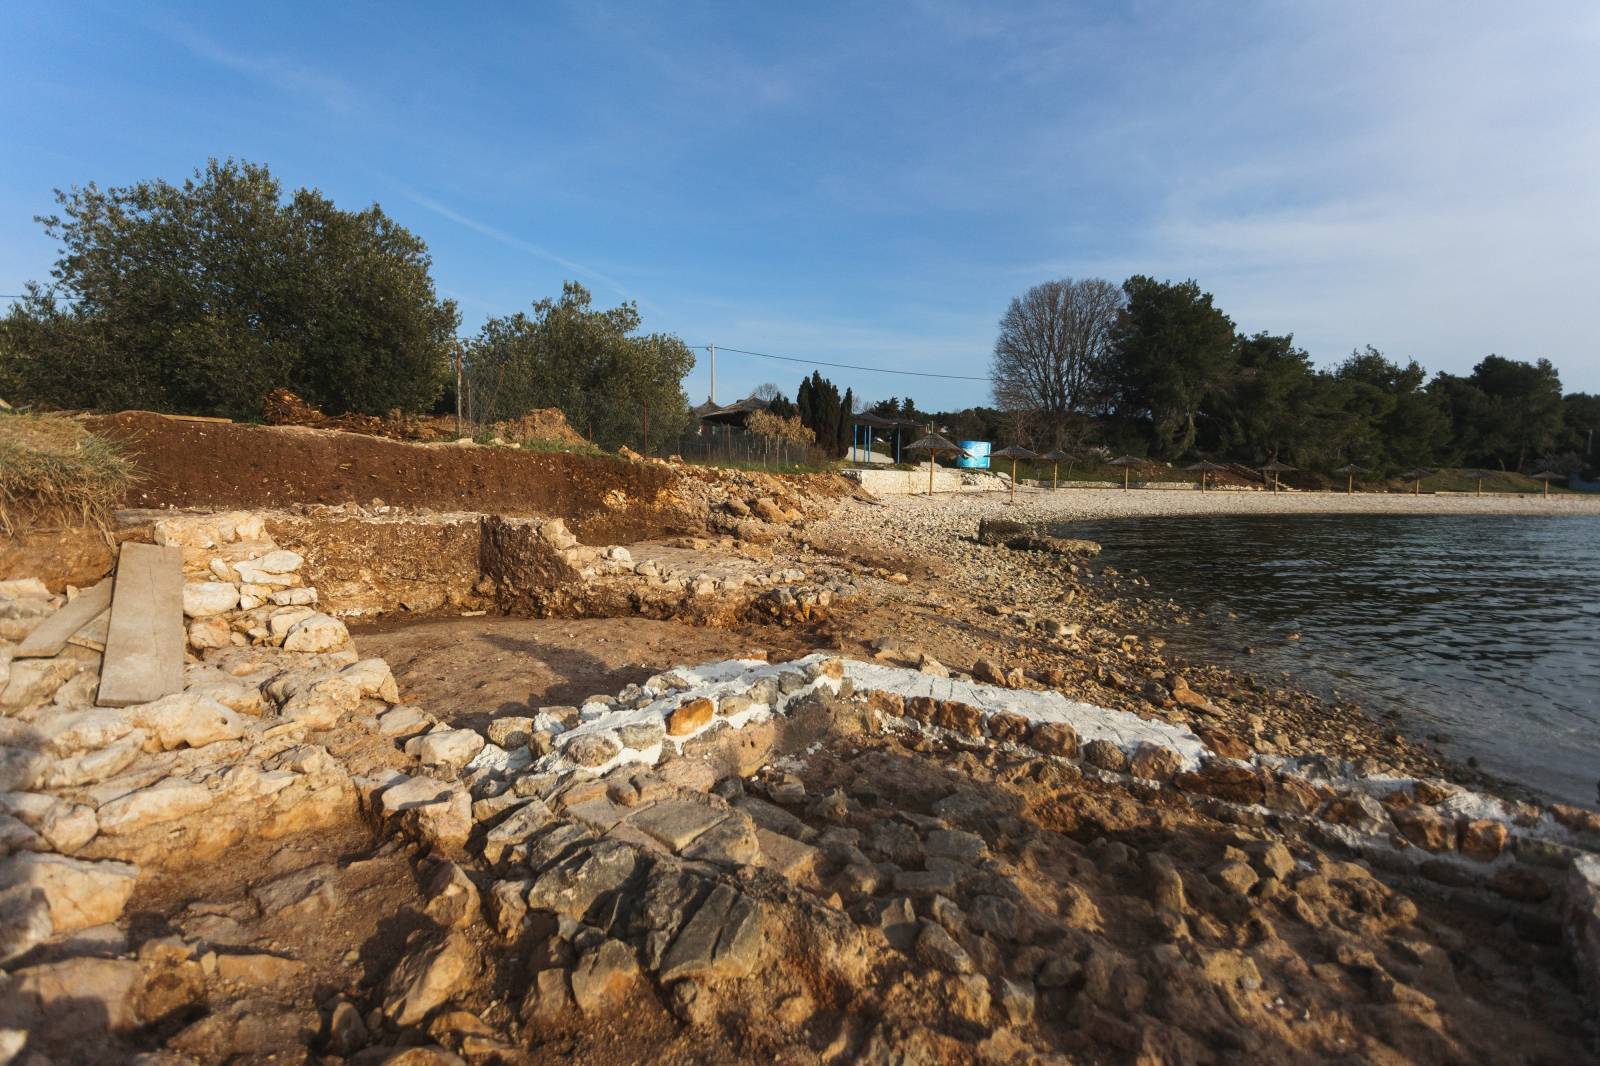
[95,778,214,835]
[0,853,138,934]
[182,581,240,619]
[126,692,246,751]
[406,728,486,770]
[283,613,350,654]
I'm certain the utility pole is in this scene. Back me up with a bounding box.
[454,341,463,438]
[708,343,716,405]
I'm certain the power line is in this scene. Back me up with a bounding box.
[689,344,990,381]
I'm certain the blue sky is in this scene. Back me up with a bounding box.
[3,1,1597,409]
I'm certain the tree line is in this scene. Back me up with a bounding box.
[989,276,1598,477]
[0,159,694,450]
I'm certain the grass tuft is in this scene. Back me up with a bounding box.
[0,411,140,536]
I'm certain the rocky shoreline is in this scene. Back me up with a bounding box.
[2,481,1599,1063]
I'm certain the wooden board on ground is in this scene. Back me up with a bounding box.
[13,579,113,658]
[67,608,111,653]
[96,543,185,708]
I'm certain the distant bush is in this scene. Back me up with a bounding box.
[0,159,459,420]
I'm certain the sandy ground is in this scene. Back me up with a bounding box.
[865,484,1600,523]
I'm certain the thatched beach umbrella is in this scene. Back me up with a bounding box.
[1261,459,1296,493]
[993,445,1042,504]
[1042,449,1074,490]
[1107,455,1142,491]
[1184,459,1227,493]
[1334,463,1366,495]
[905,431,968,495]
[1529,470,1562,497]
[1462,468,1491,497]
[1398,467,1432,495]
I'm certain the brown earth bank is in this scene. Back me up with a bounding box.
[83,413,697,543]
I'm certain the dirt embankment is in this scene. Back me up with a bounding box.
[83,413,696,543]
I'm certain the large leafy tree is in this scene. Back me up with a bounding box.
[1106,276,1237,458]
[463,282,694,451]
[1211,332,1331,463]
[1329,347,1451,470]
[0,159,458,418]
[1432,355,1564,470]
[991,277,1123,446]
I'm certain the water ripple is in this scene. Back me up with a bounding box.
[1059,513,1600,805]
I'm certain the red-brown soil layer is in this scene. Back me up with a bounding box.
[83,412,695,542]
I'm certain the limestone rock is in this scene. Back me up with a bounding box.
[97,778,215,835]
[1083,738,1129,772]
[283,613,350,653]
[407,728,486,771]
[570,939,641,1013]
[341,658,401,703]
[486,715,536,749]
[525,841,639,922]
[423,862,481,930]
[668,698,715,736]
[182,581,240,619]
[1029,721,1079,758]
[383,931,477,1027]
[562,732,621,768]
[0,884,52,964]
[0,853,138,934]
[37,708,135,756]
[914,921,973,974]
[127,692,245,751]
[1129,743,1181,782]
[188,617,233,650]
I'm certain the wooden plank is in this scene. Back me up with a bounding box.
[13,579,113,658]
[96,543,185,708]
[66,608,111,653]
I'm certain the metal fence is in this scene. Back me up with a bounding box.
[670,424,826,470]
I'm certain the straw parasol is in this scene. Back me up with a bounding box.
[1184,459,1227,493]
[992,445,1042,504]
[1107,455,1143,491]
[1529,469,1563,497]
[905,431,968,495]
[1398,467,1432,495]
[1461,468,1492,497]
[1333,463,1366,495]
[1261,459,1296,493]
[1042,449,1075,490]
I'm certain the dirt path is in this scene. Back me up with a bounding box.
[355,616,819,732]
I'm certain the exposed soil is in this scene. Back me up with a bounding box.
[356,615,821,733]
[82,412,697,542]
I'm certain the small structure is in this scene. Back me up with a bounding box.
[992,445,1042,505]
[1529,470,1563,496]
[850,413,922,465]
[1261,459,1296,493]
[1108,455,1143,491]
[1042,449,1075,490]
[905,432,969,495]
[1184,459,1226,493]
[1334,463,1366,495]
[1398,468,1432,495]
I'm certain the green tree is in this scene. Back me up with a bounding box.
[0,159,458,418]
[463,282,693,452]
[1329,347,1451,470]
[1212,332,1331,463]
[1560,392,1600,475]
[1106,276,1237,458]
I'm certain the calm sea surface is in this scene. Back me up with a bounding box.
[1054,513,1600,805]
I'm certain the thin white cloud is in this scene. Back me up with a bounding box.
[402,191,638,304]
[168,26,359,116]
